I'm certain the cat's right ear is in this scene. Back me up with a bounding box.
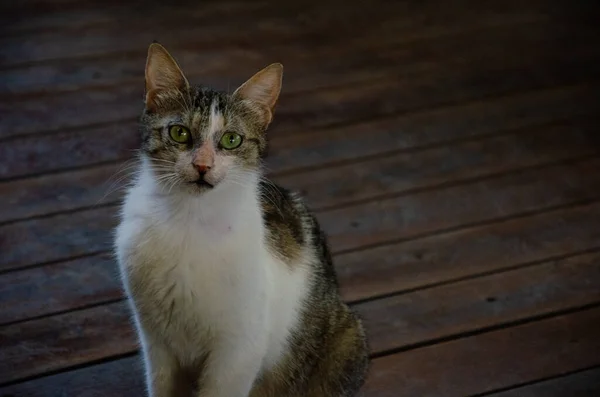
[233,63,283,127]
[144,43,189,111]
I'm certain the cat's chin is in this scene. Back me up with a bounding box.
[194,179,214,189]
[159,181,216,196]
[188,180,215,194]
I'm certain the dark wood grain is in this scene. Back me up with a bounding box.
[0,207,115,272]
[262,84,600,173]
[2,17,568,98]
[338,201,600,302]
[0,163,129,223]
[0,121,140,181]
[4,332,600,397]
[485,367,600,397]
[321,156,600,253]
[2,0,600,394]
[358,250,600,354]
[0,355,144,397]
[0,253,119,325]
[4,313,600,397]
[3,155,599,273]
[2,24,599,141]
[0,355,145,397]
[0,0,550,67]
[0,1,361,66]
[4,199,600,325]
[2,111,598,224]
[0,302,136,385]
[2,249,598,385]
[1,1,273,36]
[3,81,598,183]
[281,119,600,210]
[361,307,600,397]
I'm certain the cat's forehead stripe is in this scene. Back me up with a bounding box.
[207,98,224,139]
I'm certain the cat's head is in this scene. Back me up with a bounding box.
[139,43,282,195]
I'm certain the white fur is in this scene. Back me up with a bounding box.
[207,100,224,140]
[115,164,310,397]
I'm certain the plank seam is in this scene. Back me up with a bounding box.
[1,76,597,143]
[2,197,599,276]
[2,123,597,225]
[469,364,600,397]
[3,246,600,327]
[3,300,599,388]
[370,301,600,359]
[335,196,600,257]
[349,246,600,305]
[0,13,549,70]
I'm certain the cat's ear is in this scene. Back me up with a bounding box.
[144,43,189,110]
[233,63,283,125]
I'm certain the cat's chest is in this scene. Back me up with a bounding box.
[131,215,269,338]
[146,215,264,284]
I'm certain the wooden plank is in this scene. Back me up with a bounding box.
[266,84,600,173]
[5,361,600,397]
[0,355,146,397]
[485,366,600,397]
[361,307,600,397]
[2,111,598,224]
[1,16,564,97]
[358,250,600,354]
[0,0,548,67]
[1,1,270,36]
[2,0,555,38]
[0,356,146,397]
[267,55,600,144]
[4,318,600,397]
[0,0,137,17]
[1,248,598,385]
[2,156,599,273]
[4,197,600,325]
[0,303,136,385]
[4,311,600,397]
[321,156,600,253]
[0,253,119,325]
[338,201,600,302]
[281,119,600,210]
[3,82,599,182]
[0,163,127,224]
[2,28,599,141]
[0,207,114,272]
[0,121,139,181]
[0,1,348,66]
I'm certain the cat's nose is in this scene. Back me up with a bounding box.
[193,164,211,174]
[192,144,215,175]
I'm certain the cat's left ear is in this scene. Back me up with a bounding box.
[233,63,283,126]
[144,43,189,110]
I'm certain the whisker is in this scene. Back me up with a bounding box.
[96,159,143,205]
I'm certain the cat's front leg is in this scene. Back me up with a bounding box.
[142,332,189,397]
[197,333,268,397]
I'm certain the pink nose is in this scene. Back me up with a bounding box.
[193,163,211,173]
[192,144,215,174]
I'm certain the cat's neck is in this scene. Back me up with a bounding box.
[133,162,262,230]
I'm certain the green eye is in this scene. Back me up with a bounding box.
[169,125,191,144]
[220,132,243,150]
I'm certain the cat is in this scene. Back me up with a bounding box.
[114,43,369,397]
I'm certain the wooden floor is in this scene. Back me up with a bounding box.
[1,0,600,396]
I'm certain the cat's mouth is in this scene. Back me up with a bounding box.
[193,179,214,189]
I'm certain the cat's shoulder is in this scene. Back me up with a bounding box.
[258,180,315,261]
